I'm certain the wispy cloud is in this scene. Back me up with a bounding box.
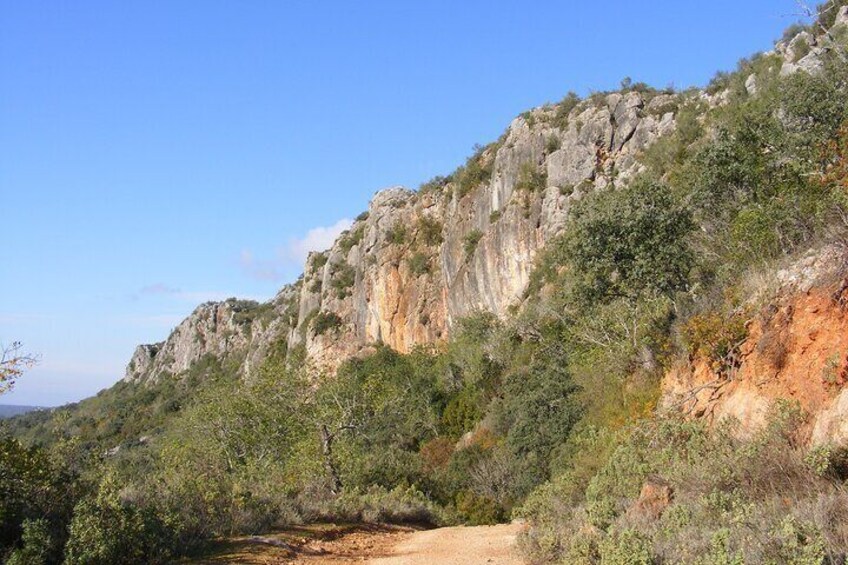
[284,218,353,263]
[240,218,353,282]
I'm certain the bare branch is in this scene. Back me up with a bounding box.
[0,341,38,395]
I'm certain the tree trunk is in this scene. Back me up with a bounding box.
[319,423,343,494]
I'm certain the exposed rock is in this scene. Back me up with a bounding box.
[745,73,758,95]
[626,476,674,523]
[663,245,848,445]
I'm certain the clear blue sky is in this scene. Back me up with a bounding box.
[1,0,811,406]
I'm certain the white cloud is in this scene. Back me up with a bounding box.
[283,218,353,264]
[240,218,353,282]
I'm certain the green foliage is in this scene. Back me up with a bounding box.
[386,222,408,245]
[519,407,848,564]
[817,0,848,30]
[562,177,694,303]
[5,518,53,565]
[455,145,495,198]
[312,311,343,336]
[463,229,484,258]
[417,215,443,246]
[407,251,432,276]
[338,224,365,254]
[311,251,328,269]
[515,161,547,192]
[64,475,175,565]
[330,261,356,298]
[418,175,450,194]
[552,91,581,130]
[315,346,441,490]
[489,210,501,223]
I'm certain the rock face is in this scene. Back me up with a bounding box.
[662,244,848,445]
[125,90,679,381]
[124,287,299,383]
[287,92,676,368]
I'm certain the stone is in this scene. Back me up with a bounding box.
[627,476,674,522]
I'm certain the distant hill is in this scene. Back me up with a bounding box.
[0,404,43,418]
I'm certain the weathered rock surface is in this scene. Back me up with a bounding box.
[662,243,848,445]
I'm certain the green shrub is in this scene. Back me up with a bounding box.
[5,519,53,565]
[417,215,443,246]
[463,229,484,258]
[339,224,365,254]
[515,161,547,192]
[489,210,502,223]
[312,251,328,269]
[386,222,408,245]
[552,92,581,130]
[330,262,356,298]
[455,146,495,198]
[407,252,431,276]
[419,175,450,194]
[563,177,694,303]
[599,528,654,565]
[64,477,176,565]
[312,311,343,336]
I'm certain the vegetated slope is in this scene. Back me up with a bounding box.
[4,3,848,564]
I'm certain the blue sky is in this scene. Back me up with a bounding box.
[1,1,812,406]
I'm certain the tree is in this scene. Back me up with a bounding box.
[1,342,37,395]
[563,178,694,304]
[314,346,440,491]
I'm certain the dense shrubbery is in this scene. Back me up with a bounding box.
[519,408,848,564]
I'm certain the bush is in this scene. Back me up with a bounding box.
[330,262,356,298]
[338,224,365,254]
[455,146,495,198]
[417,216,443,246]
[64,477,176,565]
[515,161,547,192]
[419,175,450,194]
[463,229,484,258]
[312,311,343,336]
[407,252,431,276]
[552,92,581,129]
[5,519,53,565]
[386,222,408,245]
[562,177,694,303]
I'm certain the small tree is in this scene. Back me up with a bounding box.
[1,342,37,395]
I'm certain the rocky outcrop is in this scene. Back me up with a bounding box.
[286,91,677,368]
[662,243,848,445]
[124,286,299,383]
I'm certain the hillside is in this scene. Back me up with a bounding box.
[3,3,848,564]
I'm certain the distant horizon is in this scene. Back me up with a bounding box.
[2,0,816,406]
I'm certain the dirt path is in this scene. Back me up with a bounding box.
[368,523,526,565]
[186,522,527,564]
